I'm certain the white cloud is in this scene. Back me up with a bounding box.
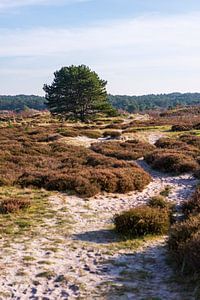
[1,12,200,95]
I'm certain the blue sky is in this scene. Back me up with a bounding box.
[1,0,200,95]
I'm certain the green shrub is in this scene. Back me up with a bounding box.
[114,205,170,238]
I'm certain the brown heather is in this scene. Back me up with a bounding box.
[91,139,155,160]
[0,126,151,197]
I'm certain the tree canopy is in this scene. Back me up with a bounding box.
[109,93,200,113]
[44,65,115,121]
[0,95,46,111]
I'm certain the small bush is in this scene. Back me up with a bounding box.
[160,185,172,197]
[181,187,200,218]
[58,128,79,137]
[145,149,198,174]
[80,130,102,139]
[179,135,200,149]
[0,198,31,214]
[171,125,193,132]
[114,205,170,237]
[37,134,62,142]
[168,215,200,273]
[148,195,169,209]
[103,130,121,139]
[155,138,199,157]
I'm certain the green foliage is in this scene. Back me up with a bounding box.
[44,65,115,121]
[114,206,170,237]
[0,95,46,111]
[109,93,200,113]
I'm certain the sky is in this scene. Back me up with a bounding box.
[1,0,200,96]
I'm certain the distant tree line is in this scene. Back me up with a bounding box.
[108,93,200,113]
[1,92,200,113]
[0,95,46,111]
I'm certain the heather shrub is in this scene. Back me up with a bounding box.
[155,138,199,157]
[114,206,169,237]
[0,198,31,214]
[0,126,152,197]
[58,128,79,137]
[181,187,200,218]
[179,134,200,149]
[103,130,121,139]
[91,139,155,160]
[168,215,200,273]
[171,125,192,132]
[80,130,102,139]
[148,195,170,209]
[37,134,62,142]
[145,150,198,174]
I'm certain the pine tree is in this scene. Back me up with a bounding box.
[43,65,115,121]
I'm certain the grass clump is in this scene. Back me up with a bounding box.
[114,205,169,238]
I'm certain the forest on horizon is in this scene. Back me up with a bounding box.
[1,92,200,113]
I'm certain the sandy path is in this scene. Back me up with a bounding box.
[0,156,197,299]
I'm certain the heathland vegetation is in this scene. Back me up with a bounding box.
[1,67,200,298]
[0,103,200,297]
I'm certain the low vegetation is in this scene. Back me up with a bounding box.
[91,139,155,160]
[145,149,198,174]
[0,197,31,214]
[0,126,151,197]
[168,214,200,274]
[145,136,200,174]
[148,195,170,209]
[168,187,200,278]
[114,205,170,238]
